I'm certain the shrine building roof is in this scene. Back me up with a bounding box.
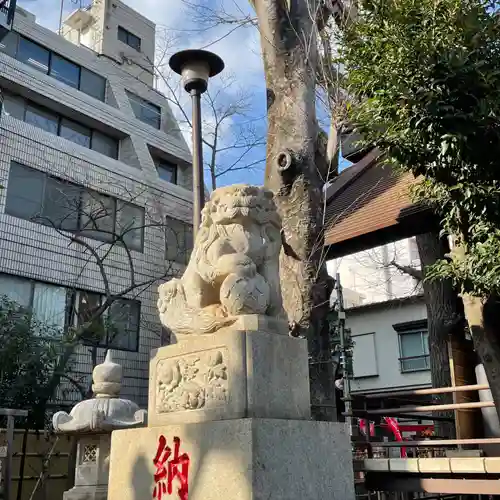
[324,148,435,259]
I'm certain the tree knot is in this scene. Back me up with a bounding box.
[276,150,294,172]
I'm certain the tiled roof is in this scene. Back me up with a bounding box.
[324,149,427,249]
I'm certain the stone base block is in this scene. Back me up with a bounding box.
[63,485,107,500]
[108,418,355,500]
[149,329,311,426]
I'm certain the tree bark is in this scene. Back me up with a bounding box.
[417,232,466,437]
[462,294,500,420]
[448,239,500,421]
[252,0,336,419]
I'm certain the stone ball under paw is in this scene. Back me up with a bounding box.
[220,272,270,315]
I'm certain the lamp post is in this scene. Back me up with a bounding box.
[169,49,224,237]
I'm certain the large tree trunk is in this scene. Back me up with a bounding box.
[416,231,465,437]
[448,239,500,421]
[462,294,500,420]
[252,0,336,420]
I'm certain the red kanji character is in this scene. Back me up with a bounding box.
[153,435,190,500]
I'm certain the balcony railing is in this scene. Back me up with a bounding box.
[0,0,15,28]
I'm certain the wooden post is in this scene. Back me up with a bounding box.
[4,415,14,500]
[448,335,482,441]
[0,409,28,500]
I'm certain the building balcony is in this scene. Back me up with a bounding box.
[64,7,93,31]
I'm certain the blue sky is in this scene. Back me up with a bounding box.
[17,0,268,187]
[17,0,350,187]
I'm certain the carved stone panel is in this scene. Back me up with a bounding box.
[155,348,229,414]
[148,329,310,427]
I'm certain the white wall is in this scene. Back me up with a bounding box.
[347,299,430,394]
[62,0,156,86]
[328,237,422,305]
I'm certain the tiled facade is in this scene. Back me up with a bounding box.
[0,1,192,409]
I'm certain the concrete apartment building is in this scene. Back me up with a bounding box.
[0,0,192,409]
[325,154,432,399]
[328,238,430,397]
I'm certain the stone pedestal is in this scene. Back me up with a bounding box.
[108,326,355,500]
[107,185,355,500]
[108,419,354,500]
[148,330,311,426]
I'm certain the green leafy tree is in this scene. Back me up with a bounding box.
[0,292,143,426]
[0,296,64,426]
[339,0,500,416]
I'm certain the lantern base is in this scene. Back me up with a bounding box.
[107,418,355,500]
[63,485,108,500]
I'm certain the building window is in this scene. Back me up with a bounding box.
[17,36,50,73]
[0,274,33,308]
[117,201,145,251]
[1,91,119,159]
[1,32,106,101]
[79,68,106,102]
[394,320,429,372]
[0,274,68,331]
[1,92,24,119]
[0,30,18,58]
[50,54,80,89]
[59,118,92,148]
[73,290,104,343]
[165,216,193,265]
[5,162,145,251]
[25,102,59,135]
[5,162,45,222]
[117,26,141,51]
[71,290,140,351]
[80,190,116,242]
[126,91,161,129]
[0,274,141,351]
[155,159,177,184]
[91,130,119,159]
[106,299,140,351]
[43,176,81,231]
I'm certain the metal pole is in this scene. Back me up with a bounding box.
[190,89,204,238]
[58,0,65,34]
[336,273,353,434]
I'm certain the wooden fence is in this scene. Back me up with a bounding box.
[0,428,75,500]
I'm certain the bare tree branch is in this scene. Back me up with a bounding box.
[389,259,424,282]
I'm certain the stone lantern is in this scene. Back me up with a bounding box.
[53,351,147,500]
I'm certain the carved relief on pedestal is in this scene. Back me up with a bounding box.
[155,348,228,414]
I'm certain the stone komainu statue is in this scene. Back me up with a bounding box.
[158,185,285,340]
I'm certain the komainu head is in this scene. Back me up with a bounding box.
[201,184,280,228]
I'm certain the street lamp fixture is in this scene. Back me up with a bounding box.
[169,49,224,237]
